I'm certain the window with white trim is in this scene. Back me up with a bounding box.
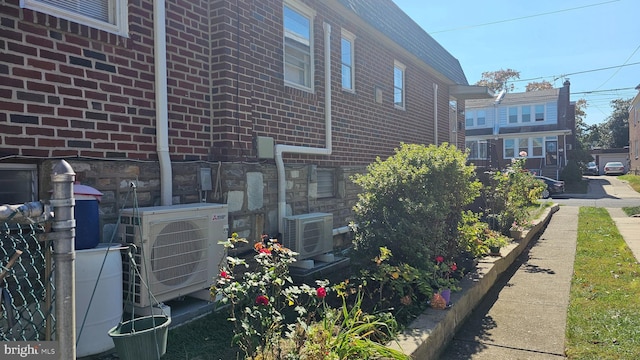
[341,30,355,91]
[532,137,543,157]
[476,110,486,126]
[504,137,548,159]
[20,0,128,36]
[0,164,38,205]
[504,139,515,158]
[535,104,545,121]
[508,107,518,124]
[465,111,474,128]
[393,61,405,109]
[466,140,488,160]
[522,106,531,122]
[283,1,314,90]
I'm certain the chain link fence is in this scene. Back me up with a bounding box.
[0,221,56,341]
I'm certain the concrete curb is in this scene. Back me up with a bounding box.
[390,204,560,359]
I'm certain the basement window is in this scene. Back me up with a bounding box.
[20,0,129,36]
[317,169,336,198]
[0,164,38,205]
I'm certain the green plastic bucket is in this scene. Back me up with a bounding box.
[108,315,171,360]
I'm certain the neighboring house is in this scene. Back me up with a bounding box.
[0,0,489,245]
[629,84,640,174]
[464,81,576,179]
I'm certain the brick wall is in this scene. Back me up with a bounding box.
[2,0,458,243]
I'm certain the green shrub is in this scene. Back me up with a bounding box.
[560,160,583,184]
[351,143,481,270]
[481,157,544,234]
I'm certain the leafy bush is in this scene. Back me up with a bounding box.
[560,160,583,184]
[480,157,544,234]
[351,143,481,270]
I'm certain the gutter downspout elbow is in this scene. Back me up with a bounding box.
[154,0,172,206]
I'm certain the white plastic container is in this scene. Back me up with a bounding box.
[75,244,123,357]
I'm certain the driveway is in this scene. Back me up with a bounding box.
[553,176,640,208]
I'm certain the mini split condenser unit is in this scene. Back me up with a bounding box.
[118,203,228,307]
[282,213,333,260]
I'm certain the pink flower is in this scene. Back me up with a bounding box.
[316,287,327,299]
[255,295,269,306]
[519,151,528,157]
[435,256,444,264]
[450,263,457,272]
[259,248,271,255]
[220,270,230,279]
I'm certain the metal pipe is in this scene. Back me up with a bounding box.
[154,0,173,206]
[0,202,44,222]
[50,160,76,360]
[275,22,332,233]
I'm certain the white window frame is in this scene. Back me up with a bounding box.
[341,30,355,92]
[535,104,545,121]
[508,107,518,124]
[20,0,129,37]
[466,140,488,160]
[393,60,405,109]
[522,106,531,123]
[283,0,315,91]
[503,137,547,159]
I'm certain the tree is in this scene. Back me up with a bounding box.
[475,69,520,93]
[571,99,594,163]
[603,98,632,148]
[525,80,553,92]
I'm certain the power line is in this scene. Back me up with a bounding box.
[513,61,640,83]
[595,44,640,89]
[573,87,636,95]
[429,0,619,34]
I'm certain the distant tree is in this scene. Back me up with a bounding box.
[602,98,632,148]
[571,99,593,163]
[525,80,553,92]
[475,68,520,93]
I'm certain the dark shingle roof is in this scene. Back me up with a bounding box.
[336,0,468,85]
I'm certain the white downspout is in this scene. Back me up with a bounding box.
[433,83,438,144]
[275,22,332,234]
[154,0,172,206]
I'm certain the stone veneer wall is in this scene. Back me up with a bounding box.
[39,159,362,249]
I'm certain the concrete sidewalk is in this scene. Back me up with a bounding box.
[608,207,640,262]
[440,206,578,359]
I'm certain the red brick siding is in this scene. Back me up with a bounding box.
[2,0,459,233]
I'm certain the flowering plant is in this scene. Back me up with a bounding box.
[432,255,460,291]
[212,234,408,359]
[511,219,532,232]
[212,233,329,358]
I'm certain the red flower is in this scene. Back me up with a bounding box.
[316,287,327,299]
[450,263,457,272]
[259,248,271,255]
[435,256,444,264]
[220,270,230,279]
[255,295,269,305]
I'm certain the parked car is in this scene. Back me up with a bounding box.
[603,161,625,175]
[535,176,565,199]
[583,161,599,176]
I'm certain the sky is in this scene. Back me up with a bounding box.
[393,0,640,126]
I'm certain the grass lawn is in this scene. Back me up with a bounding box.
[565,207,640,359]
[163,309,239,360]
[619,174,640,193]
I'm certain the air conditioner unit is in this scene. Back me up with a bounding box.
[118,203,228,308]
[282,213,333,260]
